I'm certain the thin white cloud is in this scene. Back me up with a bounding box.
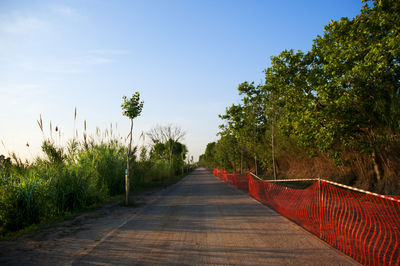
[82,56,113,65]
[53,6,76,16]
[89,49,132,55]
[18,55,113,74]
[0,6,81,36]
[52,5,82,19]
[0,15,48,35]
[0,83,47,116]
[0,83,45,98]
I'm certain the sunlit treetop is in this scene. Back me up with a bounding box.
[121,92,144,119]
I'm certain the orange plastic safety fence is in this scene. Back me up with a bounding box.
[233,173,249,191]
[213,169,248,192]
[213,168,400,266]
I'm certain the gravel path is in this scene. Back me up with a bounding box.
[0,168,358,265]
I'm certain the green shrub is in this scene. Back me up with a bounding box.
[133,160,169,186]
[0,174,48,231]
[0,135,190,233]
[73,143,125,196]
[49,166,94,214]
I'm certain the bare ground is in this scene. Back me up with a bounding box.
[0,168,359,265]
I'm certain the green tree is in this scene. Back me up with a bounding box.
[147,125,185,177]
[263,50,317,152]
[261,0,400,185]
[309,0,400,181]
[149,142,168,161]
[149,140,187,175]
[219,82,268,175]
[200,142,217,168]
[121,92,144,205]
[204,0,400,190]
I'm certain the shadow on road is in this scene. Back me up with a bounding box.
[74,168,357,265]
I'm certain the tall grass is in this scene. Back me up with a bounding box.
[0,174,48,231]
[0,114,195,234]
[1,139,170,233]
[0,137,126,232]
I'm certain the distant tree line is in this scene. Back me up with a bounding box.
[200,0,400,194]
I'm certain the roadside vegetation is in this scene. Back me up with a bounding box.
[200,0,400,194]
[0,105,195,235]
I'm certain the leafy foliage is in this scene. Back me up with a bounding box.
[0,175,48,231]
[147,124,186,177]
[149,139,188,176]
[121,92,144,119]
[201,0,400,192]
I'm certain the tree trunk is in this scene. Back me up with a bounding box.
[253,124,258,176]
[372,150,382,182]
[169,142,173,178]
[182,154,184,175]
[254,156,257,176]
[126,119,133,205]
[240,150,243,174]
[271,121,277,180]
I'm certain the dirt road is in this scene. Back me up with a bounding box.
[0,168,358,265]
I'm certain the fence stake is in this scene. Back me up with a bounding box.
[318,177,322,239]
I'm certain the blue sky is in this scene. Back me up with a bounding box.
[0,0,363,161]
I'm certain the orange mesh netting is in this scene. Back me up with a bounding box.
[213,168,400,266]
[213,169,248,192]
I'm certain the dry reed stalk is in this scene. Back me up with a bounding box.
[50,121,53,140]
[1,140,7,150]
[37,114,44,136]
[74,107,77,139]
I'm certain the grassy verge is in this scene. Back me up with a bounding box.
[0,168,194,240]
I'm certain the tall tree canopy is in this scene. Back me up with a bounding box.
[201,0,400,193]
[147,124,187,177]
